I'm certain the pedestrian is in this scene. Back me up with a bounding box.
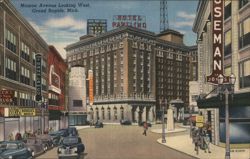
[142,122,148,136]
[23,131,28,142]
[8,133,14,141]
[193,131,201,155]
[204,134,211,153]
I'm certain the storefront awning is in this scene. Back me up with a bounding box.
[197,92,250,109]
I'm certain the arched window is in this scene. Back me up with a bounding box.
[101,107,105,120]
[114,107,117,120]
[107,107,111,120]
[120,106,124,120]
[95,107,99,120]
[90,108,94,120]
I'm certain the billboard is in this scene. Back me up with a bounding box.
[4,108,36,117]
[87,19,107,35]
[112,15,146,30]
[206,0,229,84]
[0,90,14,103]
[35,54,42,101]
[49,65,61,94]
[88,70,94,106]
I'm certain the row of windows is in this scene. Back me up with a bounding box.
[5,29,17,53]
[5,58,16,72]
[21,42,30,62]
[225,0,249,20]
[225,18,250,56]
[90,107,124,120]
[239,60,250,89]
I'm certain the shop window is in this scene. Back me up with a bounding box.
[239,60,250,88]
[96,107,99,120]
[120,107,124,120]
[239,18,250,49]
[73,100,82,107]
[224,1,231,20]
[114,107,117,120]
[90,108,94,120]
[107,107,111,120]
[224,30,232,56]
[239,0,249,9]
[101,107,105,120]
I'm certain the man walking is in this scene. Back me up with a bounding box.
[142,122,148,136]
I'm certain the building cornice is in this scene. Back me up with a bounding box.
[193,0,209,33]
[65,26,156,51]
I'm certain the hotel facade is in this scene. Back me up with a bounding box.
[66,27,197,123]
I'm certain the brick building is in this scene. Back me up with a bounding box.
[48,45,68,129]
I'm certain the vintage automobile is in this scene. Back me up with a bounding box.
[95,121,104,128]
[36,134,54,150]
[48,130,67,146]
[68,127,78,136]
[57,136,85,159]
[0,141,33,159]
[25,137,46,156]
[120,119,132,125]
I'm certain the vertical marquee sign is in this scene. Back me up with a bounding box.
[206,0,229,84]
[88,70,94,106]
[35,54,42,101]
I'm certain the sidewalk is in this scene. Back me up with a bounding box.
[152,128,249,159]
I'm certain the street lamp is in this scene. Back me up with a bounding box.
[161,98,166,143]
[218,74,236,159]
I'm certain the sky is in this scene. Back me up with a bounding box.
[12,0,199,59]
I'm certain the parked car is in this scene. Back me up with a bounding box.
[25,137,46,157]
[138,121,152,127]
[49,129,70,146]
[48,131,62,146]
[0,141,33,159]
[36,134,54,150]
[120,119,132,125]
[57,136,85,159]
[95,121,104,128]
[68,127,78,136]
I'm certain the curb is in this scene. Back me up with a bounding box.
[156,139,199,159]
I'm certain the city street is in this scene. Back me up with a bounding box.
[37,125,195,159]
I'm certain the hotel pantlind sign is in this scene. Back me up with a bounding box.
[206,0,229,84]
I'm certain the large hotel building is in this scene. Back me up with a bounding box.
[194,0,250,146]
[66,27,197,123]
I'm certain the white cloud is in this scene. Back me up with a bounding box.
[27,19,82,59]
[50,42,70,59]
[44,16,86,31]
[171,21,194,28]
[177,11,195,20]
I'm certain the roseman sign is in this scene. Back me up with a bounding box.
[206,0,229,84]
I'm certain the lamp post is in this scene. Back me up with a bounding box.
[161,98,166,143]
[218,74,236,159]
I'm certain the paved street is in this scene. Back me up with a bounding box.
[37,125,195,159]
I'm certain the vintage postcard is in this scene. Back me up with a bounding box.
[0,0,249,159]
